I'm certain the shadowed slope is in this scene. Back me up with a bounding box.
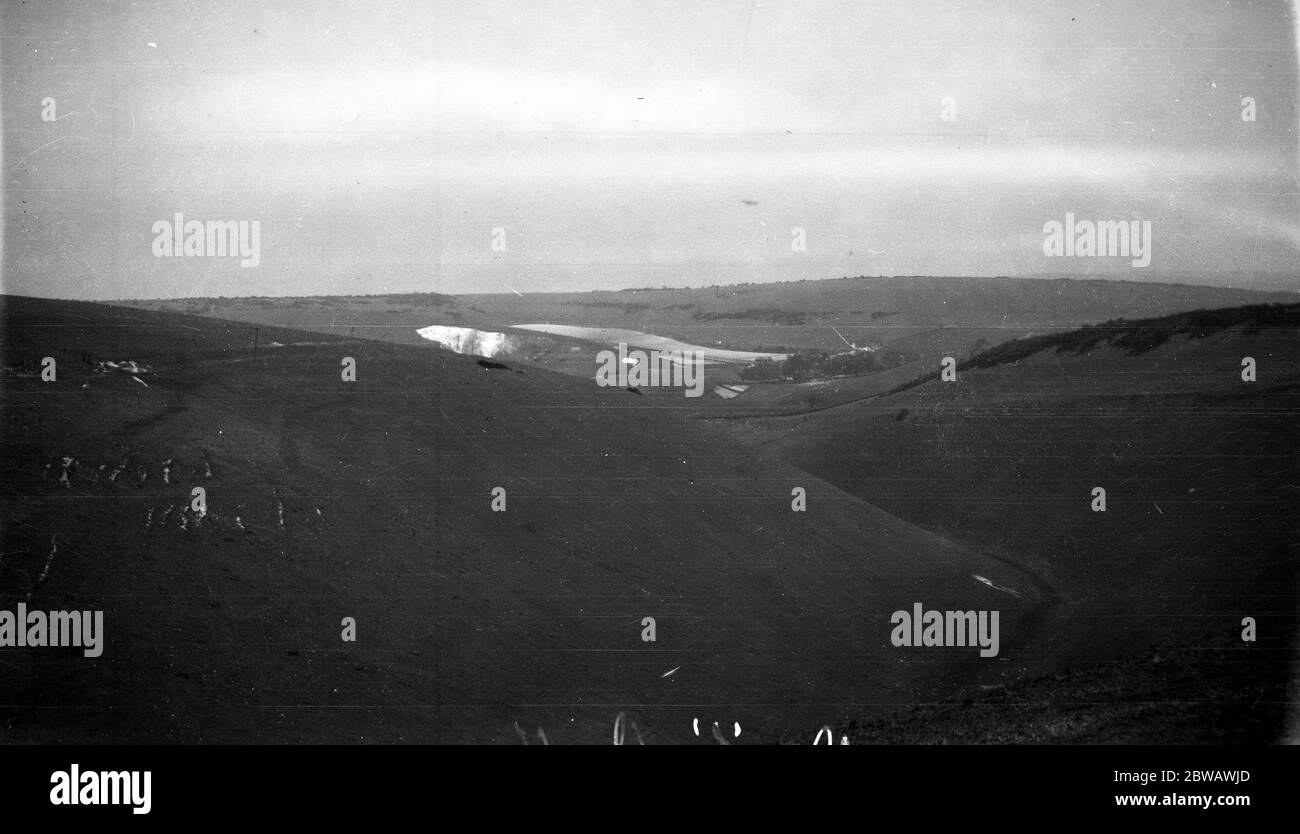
[1,296,1040,744]
[722,306,1300,741]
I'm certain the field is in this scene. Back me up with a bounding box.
[128,274,1294,362]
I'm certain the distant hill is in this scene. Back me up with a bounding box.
[125,276,1296,361]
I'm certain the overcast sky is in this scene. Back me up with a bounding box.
[3,0,1298,299]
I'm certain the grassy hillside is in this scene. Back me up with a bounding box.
[722,304,1300,742]
[1,295,1043,744]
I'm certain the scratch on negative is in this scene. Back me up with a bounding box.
[27,535,57,601]
[4,136,70,175]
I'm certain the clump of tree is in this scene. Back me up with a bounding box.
[740,348,908,381]
[739,357,782,380]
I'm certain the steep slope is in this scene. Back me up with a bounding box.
[722,305,1300,741]
[1,296,1040,744]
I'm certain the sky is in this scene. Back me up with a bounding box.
[2,0,1298,299]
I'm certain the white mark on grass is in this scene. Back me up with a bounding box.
[26,536,57,601]
[58,457,74,488]
[162,459,172,485]
[692,718,737,743]
[145,507,154,530]
[277,501,285,530]
[813,726,851,745]
[661,666,680,678]
[132,375,148,387]
[611,711,647,745]
[972,574,1024,599]
[1154,502,1164,516]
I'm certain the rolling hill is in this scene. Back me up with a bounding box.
[127,275,1296,363]
[721,304,1300,742]
[1,295,1042,744]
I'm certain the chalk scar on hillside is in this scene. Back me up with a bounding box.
[972,574,1023,599]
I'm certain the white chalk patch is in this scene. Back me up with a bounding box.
[972,574,1024,599]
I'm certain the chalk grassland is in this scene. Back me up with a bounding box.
[1,295,1039,743]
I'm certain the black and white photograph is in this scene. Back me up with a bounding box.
[1,0,1297,814]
